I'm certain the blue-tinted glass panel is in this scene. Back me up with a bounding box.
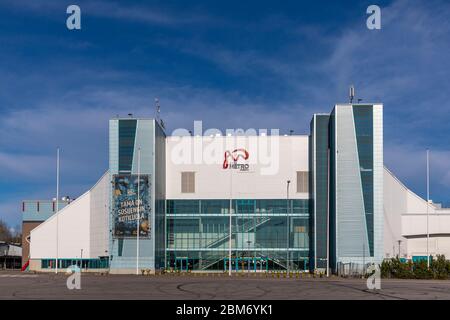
[166,199,310,271]
[167,200,200,214]
[118,120,137,172]
[314,115,330,268]
[353,105,374,256]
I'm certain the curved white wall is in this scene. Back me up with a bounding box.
[384,167,450,259]
[30,172,109,260]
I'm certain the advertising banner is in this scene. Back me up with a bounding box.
[113,174,151,238]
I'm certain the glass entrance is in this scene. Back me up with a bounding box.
[175,257,189,271]
[224,257,268,272]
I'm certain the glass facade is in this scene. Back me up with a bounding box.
[166,199,310,271]
[118,119,137,173]
[41,258,109,269]
[154,121,166,270]
[353,105,374,256]
[310,115,330,269]
[329,109,336,269]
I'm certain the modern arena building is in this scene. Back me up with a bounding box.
[21,103,450,274]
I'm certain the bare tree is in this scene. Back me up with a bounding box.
[0,220,21,244]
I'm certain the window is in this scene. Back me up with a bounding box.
[118,120,137,172]
[181,172,195,193]
[297,171,309,193]
[167,200,199,214]
[235,200,255,214]
[201,200,229,214]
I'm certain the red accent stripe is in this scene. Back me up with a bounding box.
[21,260,30,272]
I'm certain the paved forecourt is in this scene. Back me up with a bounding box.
[1,271,450,300]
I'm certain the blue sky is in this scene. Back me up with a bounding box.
[0,0,449,227]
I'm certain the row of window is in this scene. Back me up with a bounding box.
[167,199,309,215]
[166,252,310,271]
[167,216,309,250]
[22,201,68,213]
[41,258,109,269]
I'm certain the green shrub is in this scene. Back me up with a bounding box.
[381,255,450,279]
[413,260,432,279]
[430,255,450,279]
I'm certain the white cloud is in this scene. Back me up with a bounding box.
[0,0,216,27]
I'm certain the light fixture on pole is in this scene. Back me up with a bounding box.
[228,152,233,277]
[286,180,291,275]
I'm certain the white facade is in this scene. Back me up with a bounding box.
[30,172,109,262]
[384,167,450,259]
[166,135,309,200]
[333,104,384,265]
[26,118,450,272]
[373,105,384,264]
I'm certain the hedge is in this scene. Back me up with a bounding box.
[381,255,450,279]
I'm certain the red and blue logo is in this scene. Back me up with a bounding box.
[223,149,250,170]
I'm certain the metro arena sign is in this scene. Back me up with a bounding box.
[223,148,250,172]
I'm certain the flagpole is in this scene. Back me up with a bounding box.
[326,148,330,277]
[427,149,430,269]
[55,147,60,274]
[286,180,291,275]
[136,148,141,275]
[228,155,233,277]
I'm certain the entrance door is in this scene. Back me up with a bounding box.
[175,258,188,271]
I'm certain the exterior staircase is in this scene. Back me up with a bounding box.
[204,217,271,249]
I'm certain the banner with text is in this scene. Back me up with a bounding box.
[113,174,151,238]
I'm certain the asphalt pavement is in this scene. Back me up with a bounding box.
[1,271,450,300]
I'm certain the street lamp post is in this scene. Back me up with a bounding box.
[247,240,252,274]
[286,180,291,275]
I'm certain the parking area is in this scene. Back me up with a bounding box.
[1,271,450,300]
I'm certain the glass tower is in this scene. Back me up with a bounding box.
[108,118,166,273]
[310,104,383,272]
[331,104,383,269]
